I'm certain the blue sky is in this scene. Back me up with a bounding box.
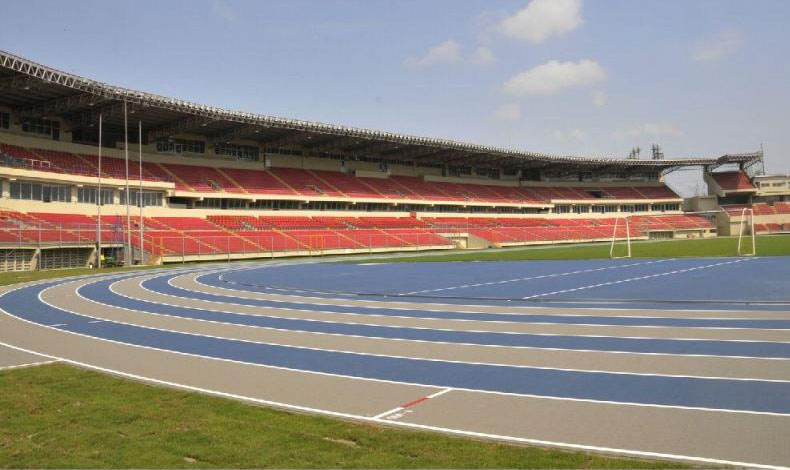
[1,0,788,183]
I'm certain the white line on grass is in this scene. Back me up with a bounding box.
[522,258,756,300]
[0,359,59,371]
[402,258,676,295]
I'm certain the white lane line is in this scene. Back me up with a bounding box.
[0,340,785,470]
[34,280,790,388]
[134,275,790,343]
[186,271,790,319]
[49,323,67,327]
[523,258,756,300]
[0,359,59,371]
[88,320,105,323]
[51,280,790,379]
[115,275,790,350]
[402,259,676,295]
[373,387,454,420]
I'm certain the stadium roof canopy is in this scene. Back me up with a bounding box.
[0,50,762,174]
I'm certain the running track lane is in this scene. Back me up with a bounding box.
[152,272,790,329]
[1,278,790,414]
[76,276,790,358]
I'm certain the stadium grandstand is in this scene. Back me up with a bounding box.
[0,49,781,271]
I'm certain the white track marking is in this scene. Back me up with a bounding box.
[58,280,790,378]
[200,265,786,314]
[0,339,785,470]
[91,276,790,364]
[11,281,788,401]
[167,273,790,330]
[373,388,454,420]
[0,359,59,371]
[11,299,790,418]
[403,258,676,295]
[129,275,790,343]
[371,406,406,420]
[523,258,756,300]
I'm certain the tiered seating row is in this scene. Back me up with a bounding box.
[427,214,714,244]
[0,213,454,254]
[0,144,165,181]
[1,144,682,203]
[723,202,790,216]
[711,171,755,191]
[755,223,790,234]
[0,212,718,255]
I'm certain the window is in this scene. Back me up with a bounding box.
[591,205,618,214]
[475,168,500,179]
[573,205,590,214]
[447,167,472,178]
[155,139,205,154]
[653,203,680,212]
[554,205,571,214]
[77,187,113,205]
[0,111,9,129]
[192,198,248,209]
[21,118,60,140]
[10,181,70,202]
[119,190,163,207]
[214,143,259,161]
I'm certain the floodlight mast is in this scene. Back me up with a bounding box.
[138,121,144,264]
[124,100,132,266]
[96,113,102,268]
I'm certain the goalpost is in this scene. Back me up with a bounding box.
[607,209,755,259]
[609,215,632,259]
[737,207,756,256]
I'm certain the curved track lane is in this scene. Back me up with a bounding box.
[1,257,789,469]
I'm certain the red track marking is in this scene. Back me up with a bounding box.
[373,388,453,420]
[401,396,431,408]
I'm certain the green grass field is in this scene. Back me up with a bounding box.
[0,264,160,287]
[0,364,688,469]
[357,234,790,263]
[0,236,782,467]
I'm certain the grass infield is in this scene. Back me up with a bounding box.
[0,364,690,468]
[355,234,790,263]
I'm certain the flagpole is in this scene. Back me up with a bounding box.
[138,121,144,264]
[96,113,102,268]
[124,100,132,266]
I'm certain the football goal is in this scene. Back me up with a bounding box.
[609,216,632,259]
[737,207,756,256]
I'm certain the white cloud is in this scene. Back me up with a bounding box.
[591,90,607,108]
[502,59,606,96]
[494,103,521,121]
[553,128,588,142]
[406,41,495,67]
[500,0,583,44]
[693,30,743,62]
[405,40,462,67]
[613,122,682,140]
[470,47,495,66]
[212,0,235,21]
